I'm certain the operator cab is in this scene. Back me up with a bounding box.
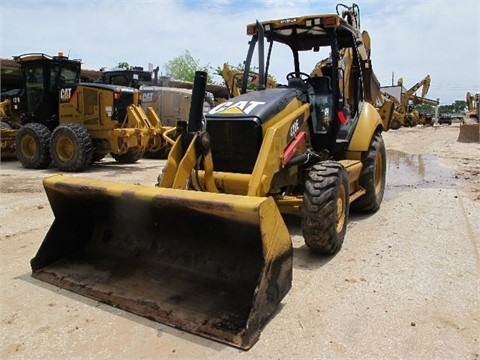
[101,67,154,89]
[14,53,81,129]
[284,69,357,155]
[242,11,372,158]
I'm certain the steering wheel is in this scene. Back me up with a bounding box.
[286,71,312,84]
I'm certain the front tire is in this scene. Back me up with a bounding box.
[390,118,401,130]
[15,123,52,169]
[50,123,93,172]
[143,145,170,159]
[111,149,144,163]
[91,150,109,163]
[302,161,349,254]
[350,132,386,213]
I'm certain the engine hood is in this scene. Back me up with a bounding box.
[206,87,301,124]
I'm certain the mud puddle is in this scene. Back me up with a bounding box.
[384,149,458,200]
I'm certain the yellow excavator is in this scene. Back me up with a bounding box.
[30,4,392,350]
[385,75,432,129]
[221,62,278,98]
[466,92,479,119]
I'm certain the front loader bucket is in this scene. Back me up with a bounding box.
[457,122,479,142]
[31,175,292,349]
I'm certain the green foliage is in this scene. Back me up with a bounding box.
[117,62,129,70]
[414,103,435,113]
[164,50,213,83]
[439,100,467,114]
[453,100,467,112]
[416,100,467,114]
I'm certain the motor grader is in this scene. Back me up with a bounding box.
[2,53,166,171]
[30,4,392,350]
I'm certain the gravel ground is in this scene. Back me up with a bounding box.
[0,123,479,359]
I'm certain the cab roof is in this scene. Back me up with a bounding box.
[247,14,359,51]
[13,53,81,64]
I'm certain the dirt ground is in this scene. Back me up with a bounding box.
[1,123,479,359]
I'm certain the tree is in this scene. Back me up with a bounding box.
[452,100,467,113]
[117,62,129,70]
[163,51,213,83]
[414,103,435,113]
[439,100,467,114]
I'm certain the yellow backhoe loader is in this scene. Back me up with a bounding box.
[1,53,166,170]
[31,4,392,350]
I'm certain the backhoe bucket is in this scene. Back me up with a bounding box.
[31,175,292,349]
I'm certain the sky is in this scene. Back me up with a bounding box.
[1,0,479,105]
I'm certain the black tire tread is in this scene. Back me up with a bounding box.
[111,149,144,164]
[51,123,93,172]
[302,160,349,254]
[91,150,109,163]
[390,118,401,130]
[15,123,52,169]
[350,132,386,213]
[143,145,170,160]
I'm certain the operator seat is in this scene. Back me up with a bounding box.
[287,77,311,92]
[308,76,334,135]
[309,76,332,94]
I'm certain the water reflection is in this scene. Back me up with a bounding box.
[385,149,457,200]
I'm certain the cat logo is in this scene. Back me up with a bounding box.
[60,88,72,101]
[142,92,154,102]
[209,100,266,115]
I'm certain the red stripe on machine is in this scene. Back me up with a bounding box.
[282,131,307,166]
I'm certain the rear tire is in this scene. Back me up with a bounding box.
[111,149,144,163]
[50,123,93,172]
[15,123,52,169]
[350,132,386,213]
[302,161,349,254]
[390,118,401,130]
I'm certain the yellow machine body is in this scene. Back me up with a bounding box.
[31,4,390,350]
[58,85,165,155]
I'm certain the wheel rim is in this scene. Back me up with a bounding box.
[56,135,74,162]
[20,134,37,159]
[336,184,347,233]
[374,150,384,195]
